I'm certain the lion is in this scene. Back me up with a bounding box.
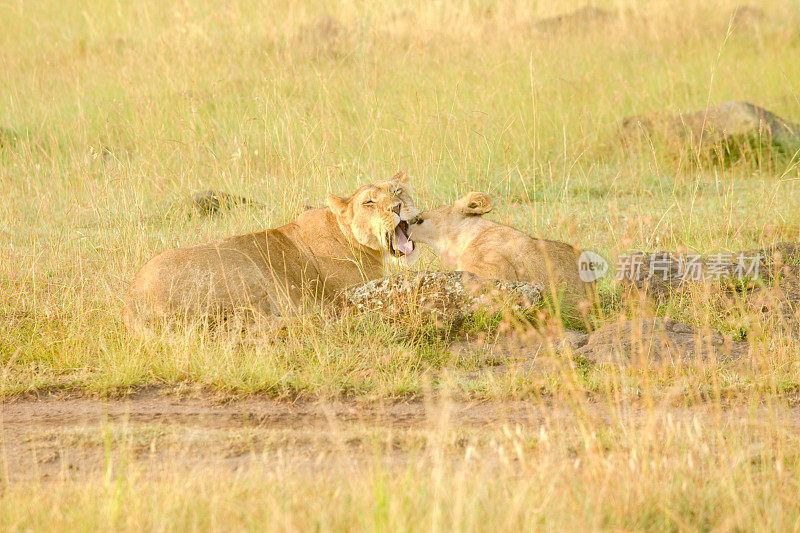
[123,174,420,334]
[408,191,595,314]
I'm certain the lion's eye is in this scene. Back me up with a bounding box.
[362,200,375,207]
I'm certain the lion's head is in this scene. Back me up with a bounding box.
[326,172,420,264]
[408,191,493,246]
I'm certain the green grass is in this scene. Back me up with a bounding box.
[4,0,800,529]
[3,0,800,396]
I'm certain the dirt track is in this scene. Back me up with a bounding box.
[1,388,552,434]
[0,389,559,482]
[4,389,800,483]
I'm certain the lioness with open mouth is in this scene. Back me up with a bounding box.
[408,191,594,314]
[124,174,419,334]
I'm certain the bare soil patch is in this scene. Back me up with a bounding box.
[0,389,551,482]
[4,389,800,484]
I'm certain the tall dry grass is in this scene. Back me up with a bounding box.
[2,0,800,529]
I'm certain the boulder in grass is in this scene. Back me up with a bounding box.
[534,7,616,32]
[729,4,765,29]
[616,251,736,302]
[573,318,748,366]
[617,242,800,302]
[743,257,800,336]
[753,242,800,281]
[454,318,746,376]
[294,15,351,59]
[189,190,261,216]
[341,271,543,323]
[620,101,800,158]
[450,326,591,377]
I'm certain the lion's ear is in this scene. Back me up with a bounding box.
[392,171,410,183]
[456,192,493,216]
[326,194,349,216]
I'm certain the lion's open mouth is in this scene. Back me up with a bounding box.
[387,220,415,257]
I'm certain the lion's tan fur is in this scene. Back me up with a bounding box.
[123,177,419,333]
[409,192,594,311]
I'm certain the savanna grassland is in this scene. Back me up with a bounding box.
[2,0,800,530]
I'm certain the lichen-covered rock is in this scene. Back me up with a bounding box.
[574,318,748,365]
[620,101,800,156]
[341,271,543,321]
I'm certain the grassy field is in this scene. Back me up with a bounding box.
[3,0,800,530]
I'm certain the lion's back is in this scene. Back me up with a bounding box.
[123,230,307,333]
[462,224,593,306]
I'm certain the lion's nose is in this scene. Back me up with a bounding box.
[391,203,401,216]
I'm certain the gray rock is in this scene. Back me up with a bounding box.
[453,327,590,377]
[744,263,800,335]
[617,251,733,302]
[754,242,800,278]
[189,190,261,215]
[574,318,748,365]
[618,242,800,302]
[294,15,351,58]
[452,318,746,377]
[341,271,543,322]
[729,4,765,28]
[534,7,616,32]
[620,101,800,156]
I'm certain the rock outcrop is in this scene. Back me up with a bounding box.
[342,271,543,322]
[534,7,616,32]
[729,4,765,28]
[189,190,260,215]
[620,101,800,157]
[617,242,800,302]
[455,317,746,376]
[573,318,747,365]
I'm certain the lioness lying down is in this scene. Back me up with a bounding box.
[124,175,419,333]
[409,192,594,312]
